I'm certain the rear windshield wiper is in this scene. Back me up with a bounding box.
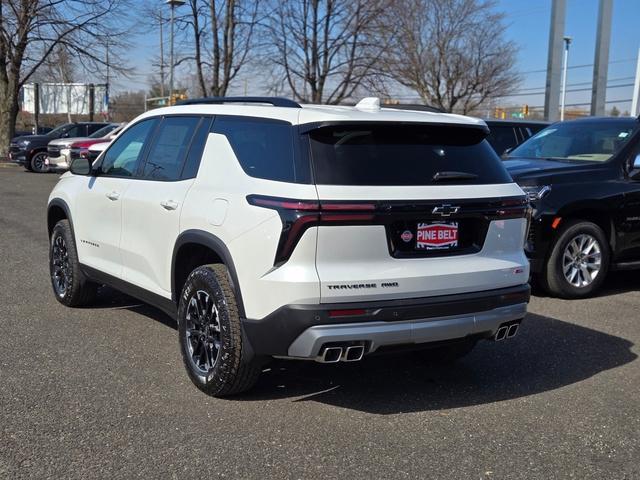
[432,171,479,182]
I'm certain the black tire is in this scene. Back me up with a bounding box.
[178,264,262,396]
[49,219,98,306]
[30,151,48,173]
[413,339,477,364]
[542,220,610,299]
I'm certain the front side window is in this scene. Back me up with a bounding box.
[99,119,157,177]
[509,120,639,163]
[47,124,73,138]
[308,124,511,186]
[90,124,117,138]
[65,125,84,138]
[142,116,200,181]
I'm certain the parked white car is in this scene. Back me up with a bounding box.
[47,96,531,396]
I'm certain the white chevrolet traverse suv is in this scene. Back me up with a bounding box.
[47,97,531,396]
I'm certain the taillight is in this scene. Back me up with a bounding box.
[247,195,376,266]
[247,194,530,266]
[494,196,530,219]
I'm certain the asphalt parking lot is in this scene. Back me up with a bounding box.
[1,164,639,479]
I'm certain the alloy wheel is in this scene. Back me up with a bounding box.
[562,233,602,288]
[32,153,48,173]
[51,235,71,297]
[185,290,222,376]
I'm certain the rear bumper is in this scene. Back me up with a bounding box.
[242,284,530,358]
[288,303,527,358]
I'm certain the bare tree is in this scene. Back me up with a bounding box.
[267,0,390,104]
[0,0,130,156]
[381,0,519,114]
[177,0,260,97]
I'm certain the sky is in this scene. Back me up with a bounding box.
[496,0,640,113]
[115,0,640,113]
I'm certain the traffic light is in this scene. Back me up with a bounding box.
[169,92,188,105]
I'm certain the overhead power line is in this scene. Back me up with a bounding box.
[520,57,637,75]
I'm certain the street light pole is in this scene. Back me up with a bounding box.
[159,12,165,99]
[560,36,572,121]
[166,0,185,104]
[631,46,640,117]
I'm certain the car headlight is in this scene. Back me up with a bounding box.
[521,185,551,202]
[18,139,30,148]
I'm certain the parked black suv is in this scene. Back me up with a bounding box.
[504,116,640,298]
[9,122,109,172]
[485,119,549,156]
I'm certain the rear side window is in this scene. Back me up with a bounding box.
[308,124,512,186]
[142,116,200,181]
[213,117,296,182]
[181,117,212,179]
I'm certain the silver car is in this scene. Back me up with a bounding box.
[47,123,124,171]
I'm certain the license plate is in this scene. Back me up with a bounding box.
[416,222,459,250]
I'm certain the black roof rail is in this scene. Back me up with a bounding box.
[382,103,445,114]
[176,96,302,108]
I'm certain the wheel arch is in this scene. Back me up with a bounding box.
[171,230,245,318]
[47,198,74,237]
[555,202,616,253]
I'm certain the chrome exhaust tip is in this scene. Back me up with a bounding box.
[507,323,519,338]
[494,326,508,341]
[343,345,365,362]
[319,346,343,363]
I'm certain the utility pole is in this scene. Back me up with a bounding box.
[166,0,185,104]
[560,36,572,121]
[590,0,613,116]
[159,12,165,98]
[632,47,640,117]
[544,0,567,122]
[105,41,110,120]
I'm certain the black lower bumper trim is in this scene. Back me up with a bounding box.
[242,284,530,357]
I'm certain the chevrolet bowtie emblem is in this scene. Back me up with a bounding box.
[432,205,460,217]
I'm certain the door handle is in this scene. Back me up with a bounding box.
[160,199,179,211]
[106,191,120,201]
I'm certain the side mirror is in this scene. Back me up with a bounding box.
[631,154,640,180]
[69,157,92,176]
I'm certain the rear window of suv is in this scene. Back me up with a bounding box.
[308,124,512,186]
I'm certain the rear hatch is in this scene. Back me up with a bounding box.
[306,122,529,303]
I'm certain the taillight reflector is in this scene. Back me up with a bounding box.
[328,309,367,318]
